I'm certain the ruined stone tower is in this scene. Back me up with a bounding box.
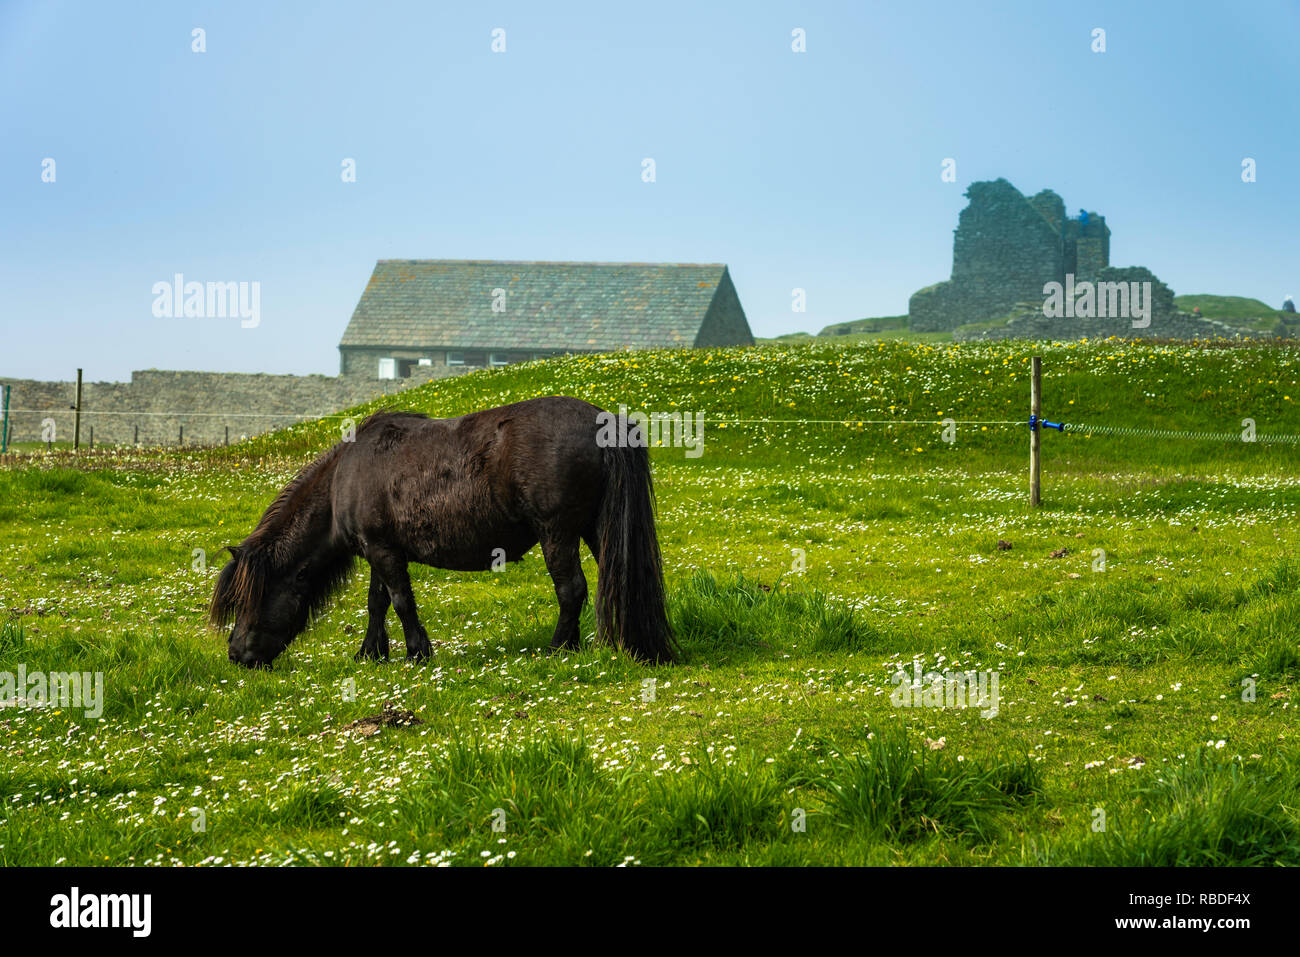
[909,178,1110,332]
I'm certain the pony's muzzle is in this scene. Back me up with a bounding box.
[230,647,270,668]
[228,628,267,667]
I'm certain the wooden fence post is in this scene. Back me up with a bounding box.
[1,384,9,454]
[1030,356,1042,507]
[73,368,83,451]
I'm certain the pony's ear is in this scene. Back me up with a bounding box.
[226,544,242,558]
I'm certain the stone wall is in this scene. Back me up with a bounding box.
[1026,189,1066,233]
[0,368,449,447]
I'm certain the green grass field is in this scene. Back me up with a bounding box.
[1,337,1298,866]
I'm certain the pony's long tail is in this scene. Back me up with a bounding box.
[595,444,677,664]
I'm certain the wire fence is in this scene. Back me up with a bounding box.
[5,410,1300,440]
[1052,420,1300,445]
[3,408,339,418]
[4,406,1300,452]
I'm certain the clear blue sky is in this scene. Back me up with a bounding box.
[2,0,1296,381]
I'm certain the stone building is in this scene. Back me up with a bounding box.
[0,259,754,447]
[909,178,1116,332]
[338,259,754,379]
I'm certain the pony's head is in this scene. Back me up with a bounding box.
[209,444,354,667]
[209,541,352,667]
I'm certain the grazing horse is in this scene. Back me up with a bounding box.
[210,397,675,667]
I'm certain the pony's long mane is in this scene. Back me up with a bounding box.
[209,436,360,628]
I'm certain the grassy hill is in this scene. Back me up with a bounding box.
[756,314,950,345]
[1173,294,1295,334]
[1174,294,1288,319]
[759,294,1298,342]
[817,315,909,336]
[2,338,1299,866]
[231,338,1300,472]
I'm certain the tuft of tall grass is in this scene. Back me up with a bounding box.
[643,750,785,851]
[820,726,1042,844]
[1036,753,1300,866]
[263,782,350,829]
[388,734,643,865]
[1249,637,1300,681]
[669,570,887,659]
[0,619,26,661]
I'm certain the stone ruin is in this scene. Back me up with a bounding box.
[907,178,1265,340]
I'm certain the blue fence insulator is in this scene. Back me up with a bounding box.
[1029,415,1066,432]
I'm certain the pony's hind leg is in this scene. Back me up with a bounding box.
[355,565,392,662]
[370,549,433,662]
[542,535,587,653]
[582,528,602,637]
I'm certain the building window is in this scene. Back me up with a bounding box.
[489,352,510,366]
[446,352,465,366]
[417,358,432,366]
[378,357,397,379]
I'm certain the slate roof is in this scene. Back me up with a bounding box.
[339,260,735,352]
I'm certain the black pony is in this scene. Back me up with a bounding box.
[210,397,675,667]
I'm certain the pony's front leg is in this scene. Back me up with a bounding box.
[355,565,391,662]
[371,550,432,662]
